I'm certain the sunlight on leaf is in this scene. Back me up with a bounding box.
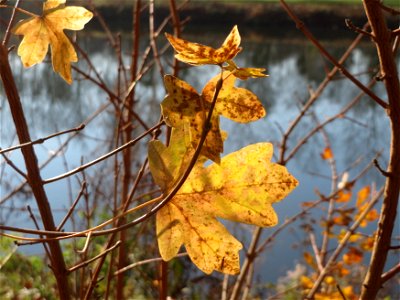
[161,75,224,162]
[12,0,92,83]
[165,25,241,65]
[202,72,266,123]
[149,142,298,274]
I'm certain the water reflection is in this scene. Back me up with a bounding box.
[1,30,395,282]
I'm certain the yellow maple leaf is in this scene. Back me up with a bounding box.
[202,71,266,123]
[12,0,93,83]
[165,25,241,66]
[161,75,224,162]
[161,73,266,161]
[148,142,298,274]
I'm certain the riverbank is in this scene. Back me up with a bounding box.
[91,2,398,38]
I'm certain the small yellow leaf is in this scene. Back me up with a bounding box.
[303,252,317,269]
[165,25,241,66]
[336,190,352,203]
[356,186,370,207]
[12,0,93,83]
[202,72,266,123]
[324,276,336,285]
[224,60,268,80]
[300,275,314,289]
[343,247,363,265]
[337,229,360,243]
[161,75,224,162]
[360,236,375,251]
[321,147,333,160]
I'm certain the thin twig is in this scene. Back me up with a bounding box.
[67,241,121,273]
[373,159,392,177]
[380,263,400,284]
[345,19,374,40]
[1,0,22,46]
[43,122,163,184]
[279,0,388,109]
[56,182,87,231]
[0,124,85,155]
[1,152,27,179]
[113,253,188,276]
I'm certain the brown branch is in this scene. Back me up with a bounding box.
[345,19,374,40]
[380,263,400,284]
[373,159,393,177]
[378,1,400,15]
[0,44,71,299]
[56,181,87,231]
[361,1,400,298]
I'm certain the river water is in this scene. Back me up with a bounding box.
[1,24,398,291]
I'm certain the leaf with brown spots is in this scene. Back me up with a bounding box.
[149,142,298,274]
[202,72,266,123]
[12,0,92,83]
[165,25,241,66]
[161,75,224,162]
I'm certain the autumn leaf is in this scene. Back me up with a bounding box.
[148,142,298,274]
[161,73,266,161]
[161,75,224,162]
[321,147,333,160]
[224,60,268,80]
[165,25,241,66]
[202,72,266,123]
[356,186,371,207]
[343,247,363,265]
[335,190,352,203]
[12,0,93,83]
[300,275,314,289]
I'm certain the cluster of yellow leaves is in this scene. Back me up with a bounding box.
[162,26,267,162]
[148,26,298,274]
[12,0,93,83]
[162,71,265,162]
[300,274,356,300]
[299,184,380,298]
